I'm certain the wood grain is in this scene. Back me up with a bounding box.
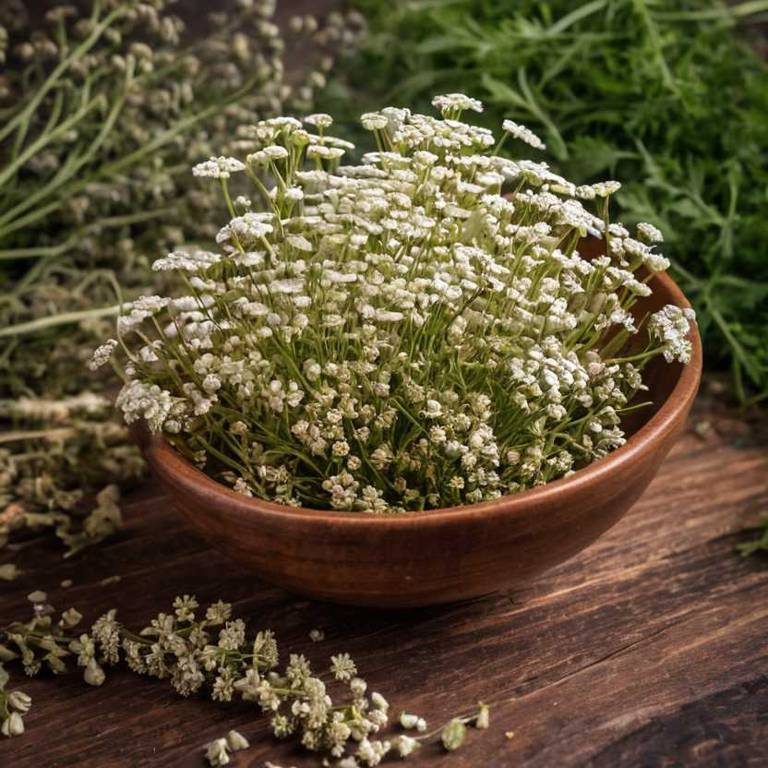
[1,390,766,767]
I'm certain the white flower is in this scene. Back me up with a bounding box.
[284,186,304,202]
[395,735,420,757]
[205,737,230,767]
[356,737,390,767]
[371,691,389,712]
[225,730,249,752]
[116,381,174,432]
[502,119,546,150]
[360,112,389,131]
[590,180,622,197]
[286,234,313,251]
[332,440,350,457]
[192,156,245,179]
[374,309,404,322]
[644,252,670,272]
[1,711,25,737]
[648,305,696,363]
[117,295,170,333]
[247,145,290,165]
[304,112,333,129]
[153,250,220,272]
[226,212,274,242]
[88,339,118,370]
[637,221,664,243]
[432,93,484,115]
[307,144,345,161]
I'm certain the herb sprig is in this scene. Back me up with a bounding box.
[0,592,490,765]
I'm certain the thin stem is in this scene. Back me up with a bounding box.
[0,304,121,339]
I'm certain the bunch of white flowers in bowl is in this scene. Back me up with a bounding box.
[94,93,700,606]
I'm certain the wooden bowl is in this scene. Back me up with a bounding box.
[136,268,702,608]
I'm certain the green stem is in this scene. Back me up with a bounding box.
[0,3,123,145]
[0,304,121,339]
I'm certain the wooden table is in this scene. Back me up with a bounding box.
[2,392,767,767]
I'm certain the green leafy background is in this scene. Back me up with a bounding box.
[325,0,768,402]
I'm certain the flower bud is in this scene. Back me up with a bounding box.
[371,692,389,712]
[84,658,105,687]
[205,737,230,766]
[226,730,249,751]
[1,712,25,737]
[8,691,32,713]
[396,735,420,757]
[475,703,490,729]
[0,644,17,662]
[441,718,466,751]
[59,608,83,630]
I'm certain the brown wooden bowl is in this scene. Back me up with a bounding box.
[136,267,702,608]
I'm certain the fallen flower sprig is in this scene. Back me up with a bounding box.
[0,592,490,766]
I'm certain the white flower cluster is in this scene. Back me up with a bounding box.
[192,156,246,180]
[102,94,695,512]
[502,120,546,150]
[648,305,697,363]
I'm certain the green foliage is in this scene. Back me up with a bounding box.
[738,517,768,556]
[328,0,768,401]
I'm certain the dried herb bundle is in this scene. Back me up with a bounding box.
[0,0,365,560]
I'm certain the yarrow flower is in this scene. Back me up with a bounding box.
[360,112,390,131]
[87,339,118,371]
[101,95,694,513]
[303,112,334,129]
[432,93,484,116]
[502,119,546,150]
[648,305,696,363]
[591,180,622,198]
[637,221,664,243]
[192,156,246,179]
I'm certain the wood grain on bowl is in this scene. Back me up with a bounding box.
[136,262,702,607]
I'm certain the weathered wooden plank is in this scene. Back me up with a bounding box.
[1,401,767,767]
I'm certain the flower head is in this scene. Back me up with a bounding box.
[192,156,246,179]
[502,119,546,150]
[432,93,484,116]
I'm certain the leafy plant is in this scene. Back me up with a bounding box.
[326,0,768,403]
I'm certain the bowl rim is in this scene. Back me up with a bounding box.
[140,269,702,529]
